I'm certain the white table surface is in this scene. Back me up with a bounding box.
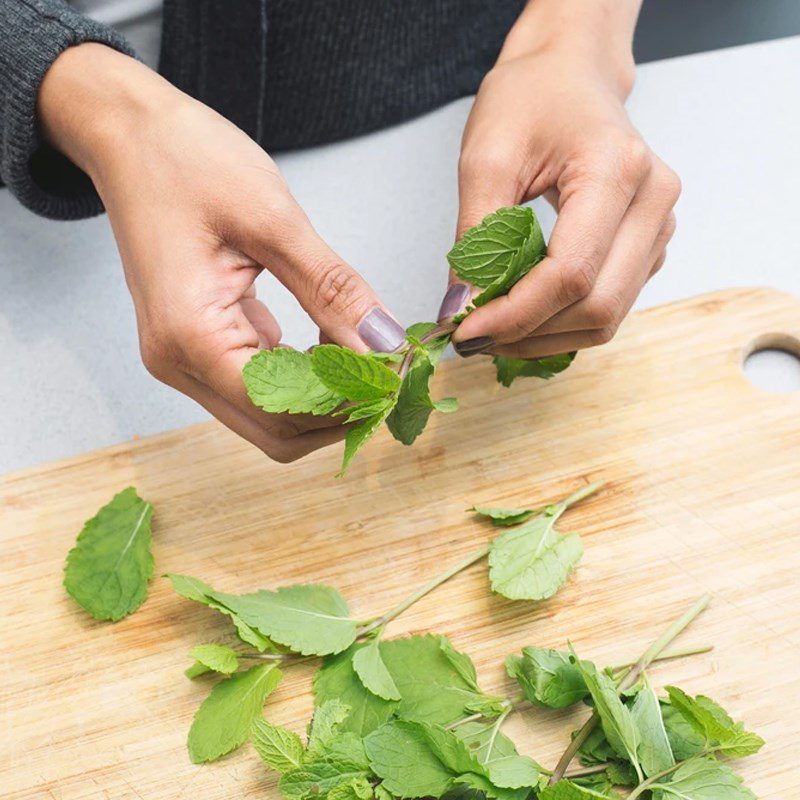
[1,36,799,473]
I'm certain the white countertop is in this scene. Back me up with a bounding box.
[1,36,798,473]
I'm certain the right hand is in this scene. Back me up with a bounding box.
[38,44,406,462]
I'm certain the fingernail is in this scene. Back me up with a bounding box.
[357,307,407,353]
[437,283,471,322]
[453,336,494,357]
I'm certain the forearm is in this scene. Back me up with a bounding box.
[499,0,642,97]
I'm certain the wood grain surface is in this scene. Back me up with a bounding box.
[2,288,798,799]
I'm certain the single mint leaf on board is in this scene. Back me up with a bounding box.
[166,574,273,652]
[214,584,358,657]
[251,717,305,774]
[570,652,641,778]
[243,348,345,415]
[379,634,499,726]
[488,512,583,601]
[313,644,399,737]
[63,487,154,622]
[630,674,675,777]
[187,663,282,763]
[539,780,614,799]
[650,758,757,800]
[660,701,706,761]
[353,638,402,701]
[470,505,542,527]
[446,206,545,306]
[187,643,240,676]
[339,401,396,476]
[664,687,764,758]
[493,352,576,388]
[311,345,401,401]
[505,647,589,708]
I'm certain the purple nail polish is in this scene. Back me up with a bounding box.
[437,283,471,322]
[358,307,407,353]
[453,336,494,357]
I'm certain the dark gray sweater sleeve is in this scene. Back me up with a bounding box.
[0,0,136,219]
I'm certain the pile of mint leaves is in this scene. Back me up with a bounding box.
[241,206,575,475]
[63,483,765,799]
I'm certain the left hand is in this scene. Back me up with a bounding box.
[440,27,681,359]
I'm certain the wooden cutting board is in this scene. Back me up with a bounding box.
[2,288,799,800]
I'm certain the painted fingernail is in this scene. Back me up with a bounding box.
[453,336,494,357]
[357,307,407,353]
[437,283,471,322]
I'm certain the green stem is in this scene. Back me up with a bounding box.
[559,480,606,511]
[564,763,612,779]
[548,594,712,785]
[608,643,714,673]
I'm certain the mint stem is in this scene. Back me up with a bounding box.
[625,750,715,800]
[560,480,606,510]
[548,594,712,785]
[397,323,457,380]
[608,643,714,673]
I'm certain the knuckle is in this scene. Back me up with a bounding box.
[662,211,677,241]
[584,293,623,329]
[589,325,618,346]
[616,135,650,185]
[656,167,682,206]
[651,251,668,276]
[310,260,365,315]
[261,438,303,463]
[459,143,513,181]
[139,327,177,381]
[555,257,595,305]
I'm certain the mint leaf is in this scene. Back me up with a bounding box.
[650,758,756,800]
[314,644,399,737]
[280,758,372,800]
[630,674,674,777]
[386,352,438,446]
[166,574,273,652]
[539,780,614,799]
[243,348,345,414]
[339,401,396,476]
[214,584,358,656]
[446,206,545,306]
[307,699,351,756]
[570,653,641,777]
[406,322,451,364]
[380,635,500,725]
[664,687,764,758]
[505,647,589,708]
[251,716,305,773]
[336,397,396,423]
[576,726,615,766]
[328,777,376,800]
[470,506,541,526]
[353,637,402,701]
[187,643,239,676]
[187,663,282,763]
[660,701,706,760]
[63,487,154,621]
[488,512,583,600]
[493,352,576,388]
[312,345,401,400]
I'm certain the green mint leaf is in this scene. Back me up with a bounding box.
[336,397,396,423]
[539,780,615,799]
[185,661,212,679]
[504,647,589,708]
[328,777,376,800]
[166,574,274,652]
[488,514,583,600]
[664,687,764,758]
[187,663,282,763]
[649,758,757,800]
[312,345,401,401]
[213,584,358,656]
[307,699,351,756]
[630,674,675,777]
[570,651,641,777]
[243,348,345,415]
[575,726,616,766]
[446,206,545,304]
[187,643,240,676]
[451,772,532,800]
[339,401,396,476]
[353,638,402,701]
[438,636,483,694]
[379,634,499,725]
[453,721,541,789]
[493,352,576,388]
[386,352,438,446]
[365,720,456,798]
[63,487,154,621]
[251,717,305,774]
[280,758,372,800]
[314,644,399,737]
[660,701,706,760]
[406,322,451,365]
[571,772,615,796]
[470,506,540,527]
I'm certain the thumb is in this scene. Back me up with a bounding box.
[436,153,519,322]
[239,198,406,354]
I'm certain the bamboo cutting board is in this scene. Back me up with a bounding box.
[2,288,799,800]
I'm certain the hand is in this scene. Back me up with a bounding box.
[439,9,680,359]
[38,44,406,462]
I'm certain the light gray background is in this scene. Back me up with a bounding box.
[1,36,799,472]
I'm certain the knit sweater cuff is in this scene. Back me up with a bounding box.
[0,1,136,220]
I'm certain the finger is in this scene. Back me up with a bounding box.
[528,202,677,338]
[234,196,406,354]
[452,142,649,347]
[240,297,282,348]
[172,370,346,463]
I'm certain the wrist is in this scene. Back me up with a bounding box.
[499,0,638,98]
[37,43,188,181]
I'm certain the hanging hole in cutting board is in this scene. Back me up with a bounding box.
[742,333,800,393]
